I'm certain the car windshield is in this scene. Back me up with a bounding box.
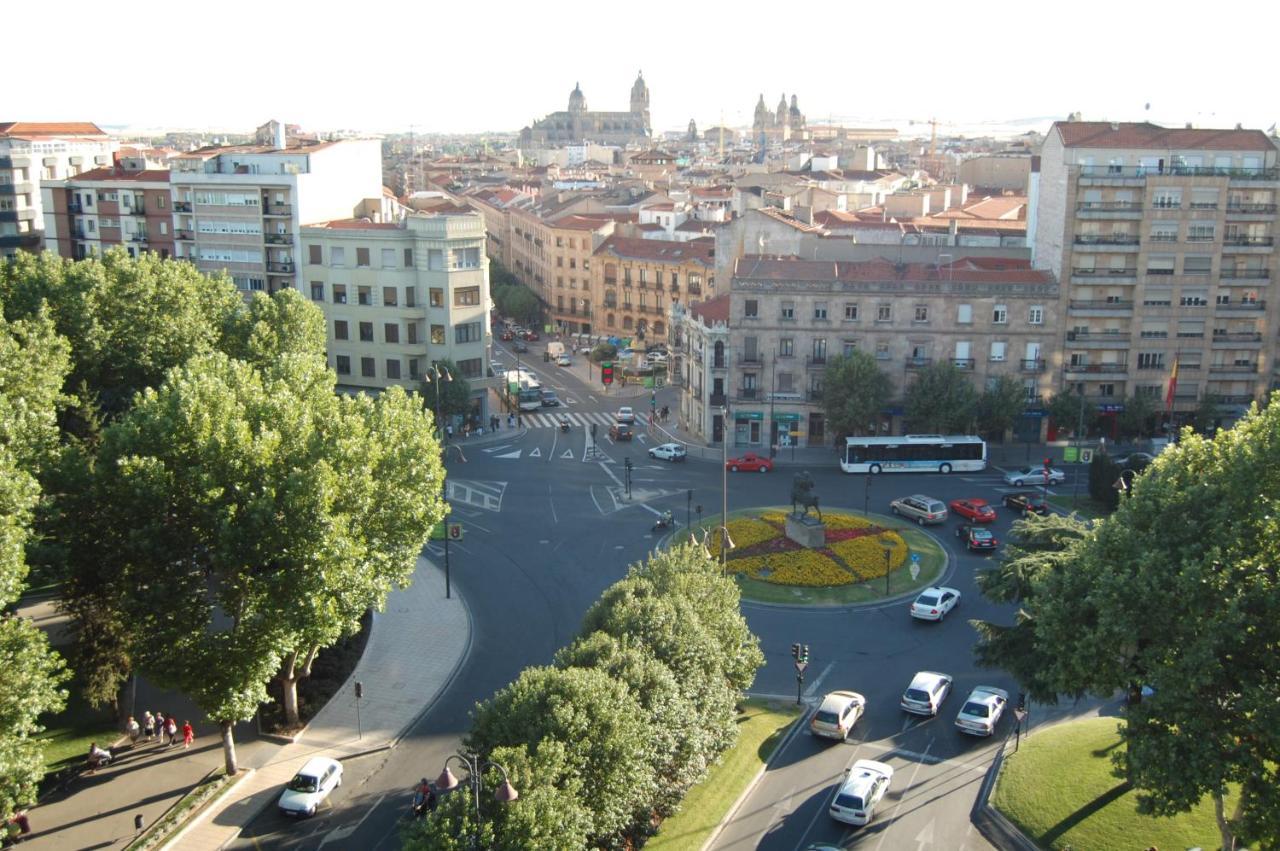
[815,710,839,724]
[905,688,930,702]
[926,503,945,512]
[962,701,990,718]
[916,595,939,607]
[972,529,994,540]
[835,792,866,810]
[287,774,319,793]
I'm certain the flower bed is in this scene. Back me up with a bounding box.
[709,510,908,588]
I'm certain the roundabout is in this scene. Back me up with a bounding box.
[699,507,948,606]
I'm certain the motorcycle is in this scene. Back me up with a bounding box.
[651,510,675,533]
[410,783,437,819]
[558,416,570,433]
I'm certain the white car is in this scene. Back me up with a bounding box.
[829,759,894,826]
[556,354,572,366]
[648,443,687,462]
[615,406,636,424]
[278,756,342,817]
[810,690,866,741]
[900,670,953,716]
[954,686,1010,736]
[1003,465,1065,486]
[910,586,960,622]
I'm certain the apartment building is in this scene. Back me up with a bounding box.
[0,122,117,257]
[1035,120,1280,427]
[506,208,615,333]
[300,210,493,422]
[699,255,1056,449]
[669,295,730,442]
[41,163,175,259]
[170,135,381,295]
[594,235,715,343]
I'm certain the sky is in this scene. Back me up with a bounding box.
[9,0,1278,139]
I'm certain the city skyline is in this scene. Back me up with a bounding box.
[9,0,1279,139]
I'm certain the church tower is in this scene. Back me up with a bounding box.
[568,82,588,114]
[753,94,772,132]
[630,71,651,136]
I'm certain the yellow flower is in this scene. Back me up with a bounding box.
[707,518,779,556]
[827,532,908,580]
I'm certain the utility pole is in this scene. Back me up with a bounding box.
[1072,384,1086,507]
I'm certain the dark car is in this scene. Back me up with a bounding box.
[512,341,528,353]
[500,330,514,341]
[609,423,633,441]
[956,524,999,552]
[1113,451,1155,472]
[1002,491,1051,516]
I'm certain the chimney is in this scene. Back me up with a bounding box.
[1110,122,1119,131]
[274,121,286,150]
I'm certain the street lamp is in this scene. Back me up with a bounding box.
[436,751,519,849]
[720,403,729,570]
[883,546,892,596]
[424,362,453,441]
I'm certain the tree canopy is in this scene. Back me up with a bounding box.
[975,374,1027,438]
[904,361,978,432]
[821,351,892,438]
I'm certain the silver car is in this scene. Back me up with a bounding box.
[900,670,953,716]
[889,494,948,525]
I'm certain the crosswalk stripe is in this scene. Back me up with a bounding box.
[520,411,621,429]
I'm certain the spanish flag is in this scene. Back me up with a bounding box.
[1165,356,1179,410]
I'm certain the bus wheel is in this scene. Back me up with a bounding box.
[869,464,882,475]
[939,463,952,474]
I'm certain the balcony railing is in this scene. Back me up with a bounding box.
[1074,234,1140,245]
[604,276,617,286]
[687,285,702,296]
[711,357,726,370]
[1069,299,1134,310]
[1212,332,1263,342]
[175,230,194,240]
[264,204,292,216]
[1068,331,1130,342]
[130,233,148,242]
[264,233,292,245]
[808,390,823,402]
[1214,394,1255,405]
[1209,363,1258,373]
[709,392,726,408]
[1078,164,1280,179]
[1076,201,1143,212]
[805,355,827,368]
[1071,267,1138,278]
[1223,235,1274,246]
[905,356,933,370]
[174,201,192,212]
[739,352,762,365]
[67,201,83,214]
[736,388,759,401]
[1221,269,1269,280]
[1216,301,1265,311]
[1020,358,1046,372]
[1064,363,1128,374]
[266,261,295,274]
[125,205,145,216]
[1226,203,1278,214]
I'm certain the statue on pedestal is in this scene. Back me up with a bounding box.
[790,471,822,522]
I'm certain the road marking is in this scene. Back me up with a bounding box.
[528,447,541,458]
[803,661,836,699]
[482,444,514,454]
[876,739,933,851]
[319,792,386,848]
[914,818,937,849]
[493,449,522,459]
[561,449,575,459]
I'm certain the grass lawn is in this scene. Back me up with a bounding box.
[1047,494,1112,520]
[645,698,802,851]
[993,715,1232,851]
[36,679,120,793]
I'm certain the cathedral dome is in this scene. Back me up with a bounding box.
[568,82,587,114]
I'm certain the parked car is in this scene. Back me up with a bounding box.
[540,388,560,407]
[1112,451,1155,472]
[615,406,636,424]
[909,587,960,621]
[900,670,953,716]
[726,452,773,473]
[609,423,633,441]
[829,759,894,826]
[500,331,514,341]
[954,686,1010,737]
[648,443,687,462]
[556,354,572,367]
[810,690,867,741]
[1003,465,1065,486]
[1002,491,1051,516]
[948,498,996,523]
[956,524,999,552]
[278,756,343,817]
[522,330,541,341]
[889,494,948,525]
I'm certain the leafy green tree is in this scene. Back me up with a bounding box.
[588,343,617,364]
[493,285,542,326]
[220,288,327,372]
[1087,450,1122,509]
[420,359,473,426]
[1190,393,1221,435]
[976,400,1280,849]
[1116,392,1158,439]
[904,361,978,433]
[975,374,1028,439]
[821,351,892,438]
[1046,390,1098,438]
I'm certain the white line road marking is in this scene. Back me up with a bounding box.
[528,447,541,458]
[561,449,575,459]
[325,792,386,848]
[494,450,522,459]
[803,661,836,699]
[876,739,933,851]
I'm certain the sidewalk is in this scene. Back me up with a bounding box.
[23,555,469,850]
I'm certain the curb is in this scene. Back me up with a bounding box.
[152,767,252,851]
[970,736,1040,851]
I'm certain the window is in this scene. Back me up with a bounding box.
[1137,352,1164,369]
[781,301,795,320]
[309,245,322,264]
[384,323,399,344]
[779,338,794,357]
[386,359,401,380]
[454,286,481,306]
[875,342,890,360]
[1151,188,1182,209]
[333,284,347,304]
[842,340,858,357]
[1180,291,1209,306]
[429,288,444,307]
[428,249,444,271]
[814,302,828,320]
[404,248,414,267]
[813,338,827,361]
[1098,384,1116,397]
[957,304,973,324]
[1028,306,1044,325]
[361,357,376,378]
[409,358,421,379]
[452,247,480,268]
[331,247,346,266]
[876,304,891,322]
[431,325,445,345]
[990,341,1007,361]
[359,322,374,342]
[457,358,483,378]
[358,286,372,306]
[310,282,324,301]
[334,320,349,341]
[383,286,397,306]
[405,287,416,307]
[1190,188,1219,210]
[407,322,419,344]
[381,248,396,268]
[455,322,482,344]
[355,247,369,267]
[844,303,859,321]
[1187,223,1215,242]
[744,299,758,318]
[335,355,351,375]
[992,304,1008,324]
[1150,221,1178,243]
[556,256,563,268]
[914,305,928,323]
[1184,255,1213,274]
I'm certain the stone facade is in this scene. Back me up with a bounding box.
[519,74,652,148]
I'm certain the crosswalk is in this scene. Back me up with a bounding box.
[520,410,635,430]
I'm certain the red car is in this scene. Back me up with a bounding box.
[949,498,996,523]
[500,330,514,341]
[522,330,541,341]
[726,452,773,473]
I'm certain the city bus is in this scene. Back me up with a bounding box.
[505,371,543,412]
[840,434,987,475]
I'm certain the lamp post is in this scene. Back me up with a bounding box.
[1071,383,1086,508]
[720,403,729,570]
[883,546,892,596]
[435,752,519,850]
[864,471,871,521]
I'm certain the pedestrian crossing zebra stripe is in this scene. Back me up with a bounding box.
[521,411,622,429]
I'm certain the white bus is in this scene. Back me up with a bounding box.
[840,434,987,475]
[504,371,543,412]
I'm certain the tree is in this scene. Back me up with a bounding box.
[976,399,1280,849]
[1190,393,1221,435]
[1087,450,1122,509]
[904,361,978,433]
[821,351,892,438]
[588,343,617,364]
[493,284,542,326]
[975,374,1028,440]
[83,352,445,772]
[1116,392,1158,440]
[1046,390,1099,438]
[420,359,473,426]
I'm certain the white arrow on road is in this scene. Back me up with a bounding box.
[914,819,936,849]
[494,450,522,459]
[319,792,385,848]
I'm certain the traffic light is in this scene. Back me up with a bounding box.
[800,645,810,664]
[791,643,800,660]
[601,362,614,385]
[1043,457,1052,472]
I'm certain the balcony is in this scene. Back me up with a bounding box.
[805,355,827,369]
[1214,394,1255,405]
[1069,299,1134,314]
[1020,358,1046,373]
[174,201,192,213]
[1073,234,1140,252]
[736,388,759,401]
[0,181,35,196]
[264,233,292,245]
[739,352,762,366]
[604,276,617,286]
[1071,267,1137,284]
[266,261,295,274]
[1211,332,1263,343]
[67,201,83,214]
[1220,268,1269,282]
[1209,363,1258,375]
[905,356,933,370]
[1064,362,1129,375]
[1216,300,1265,312]
[263,204,292,216]
[125,205,146,216]
[1222,235,1274,251]
[130,233,148,243]
[1078,164,1280,180]
[687,285,702,296]
[711,357,727,371]
[175,229,194,241]
[1075,201,1143,218]
[808,390,824,402]
[1226,203,1277,217]
[709,392,726,408]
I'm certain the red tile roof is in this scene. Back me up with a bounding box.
[596,234,715,265]
[733,255,1050,285]
[1053,121,1275,152]
[68,167,170,183]
[550,214,616,231]
[0,121,108,138]
[689,294,729,324]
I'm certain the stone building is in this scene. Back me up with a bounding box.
[752,93,806,144]
[519,73,652,148]
[593,234,715,342]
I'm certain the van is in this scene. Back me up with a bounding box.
[546,341,565,357]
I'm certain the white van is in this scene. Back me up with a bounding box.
[546,341,565,357]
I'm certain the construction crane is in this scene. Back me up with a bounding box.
[908,117,940,157]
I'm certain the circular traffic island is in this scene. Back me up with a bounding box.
[705,508,947,606]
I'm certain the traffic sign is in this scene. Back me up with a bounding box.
[429,521,446,541]
[447,523,463,540]
[1080,448,1094,464]
[910,552,921,563]
[1063,446,1079,463]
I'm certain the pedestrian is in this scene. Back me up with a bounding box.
[143,711,156,742]
[182,720,194,749]
[153,712,164,742]
[165,716,178,747]
[508,413,514,427]
[126,715,141,746]
[445,423,453,442]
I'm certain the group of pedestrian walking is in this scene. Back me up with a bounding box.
[128,711,194,750]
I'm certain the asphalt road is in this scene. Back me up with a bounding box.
[228,340,1085,851]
